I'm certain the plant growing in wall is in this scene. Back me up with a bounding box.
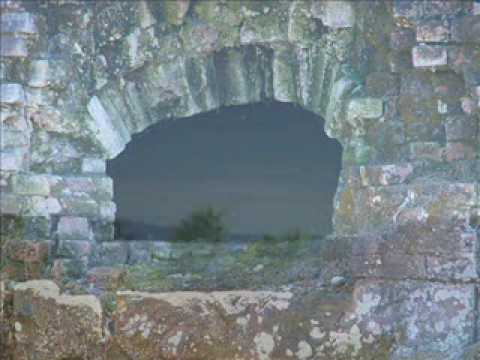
[173,207,228,242]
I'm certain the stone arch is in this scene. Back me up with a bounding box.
[1,0,387,273]
[3,1,480,358]
[83,41,371,243]
[85,43,362,161]
[76,1,382,248]
[107,100,343,240]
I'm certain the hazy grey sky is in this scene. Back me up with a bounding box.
[107,102,342,238]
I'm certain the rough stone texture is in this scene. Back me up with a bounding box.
[12,280,103,360]
[0,0,479,359]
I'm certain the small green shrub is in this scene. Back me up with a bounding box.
[173,207,227,242]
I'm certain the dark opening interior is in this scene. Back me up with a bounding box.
[107,102,342,241]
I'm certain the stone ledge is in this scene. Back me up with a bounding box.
[12,280,103,360]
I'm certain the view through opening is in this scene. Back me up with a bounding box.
[107,102,342,241]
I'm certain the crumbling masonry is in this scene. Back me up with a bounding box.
[1,1,480,359]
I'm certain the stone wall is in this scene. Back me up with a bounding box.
[1,0,480,358]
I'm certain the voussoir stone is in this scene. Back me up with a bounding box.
[86,96,129,159]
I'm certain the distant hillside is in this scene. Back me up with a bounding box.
[114,218,286,242]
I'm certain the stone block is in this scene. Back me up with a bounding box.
[347,98,383,120]
[272,47,298,103]
[0,193,23,214]
[445,114,478,141]
[422,0,469,17]
[90,220,114,242]
[416,19,450,42]
[52,176,113,201]
[392,0,422,26]
[408,142,444,162]
[5,240,51,264]
[21,216,51,241]
[113,289,297,359]
[2,109,29,132]
[425,253,477,281]
[56,240,93,259]
[461,96,478,115]
[86,96,128,159]
[359,163,414,187]
[27,59,49,88]
[57,216,92,241]
[0,150,24,171]
[389,51,413,73]
[50,257,90,281]
[26,196,62,216]
[163,0,190,26]
[2,240,52,281]
[59,197,99,217]
[0,1,23,12]
[126,241,155,264]
[11,174,50,196]
[353,252,427,279]
[12,280,103,360]
[0,83,24,105]
[352,223,478,281]
[0,12,37,35]
[354,280,476,358]
[475,2,480,16]
[390,28,415,51]
[0,35,28,57]
[365,72,399,97]
[81,158,106,173]
[287,1,322,45]
[451,15,480,43]
[93,241,128,266]
[1,130,29,150]
[412,45,448,68]
[444,142,476,162]
[311,0,355,29]
[240,13,284,45]
[99,201,116,221]
[86,266,126,291]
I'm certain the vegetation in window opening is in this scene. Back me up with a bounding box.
[173,207,228,242]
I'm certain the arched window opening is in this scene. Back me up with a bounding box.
[107,102,342,242]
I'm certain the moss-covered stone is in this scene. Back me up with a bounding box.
[193,0,243,48]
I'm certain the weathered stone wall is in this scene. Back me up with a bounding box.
[1,0,480,358]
